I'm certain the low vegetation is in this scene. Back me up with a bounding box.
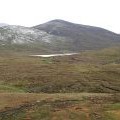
[0,47,120,93]
[0,46,120,119]
[0,93,120,120]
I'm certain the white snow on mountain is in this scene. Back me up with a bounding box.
[0,25,53,44]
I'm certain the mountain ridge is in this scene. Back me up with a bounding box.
[0,19,120,54]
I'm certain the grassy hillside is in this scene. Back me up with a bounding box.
[0,46,120,93]
[0,46,120,119]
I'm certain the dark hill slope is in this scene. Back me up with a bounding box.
[33,19,120,51]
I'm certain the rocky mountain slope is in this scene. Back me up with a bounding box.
[0,20,120,53]
[0,25,52,44]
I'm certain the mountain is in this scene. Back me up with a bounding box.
[33,19,120,51]
[0,19,120,54]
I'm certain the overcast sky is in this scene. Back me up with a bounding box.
[0,0,120,33]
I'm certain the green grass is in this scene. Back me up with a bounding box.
[105,103,120,111]
[0,84,25,93]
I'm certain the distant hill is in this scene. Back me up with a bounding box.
[0,23,8,27]
[0,19,120,54]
